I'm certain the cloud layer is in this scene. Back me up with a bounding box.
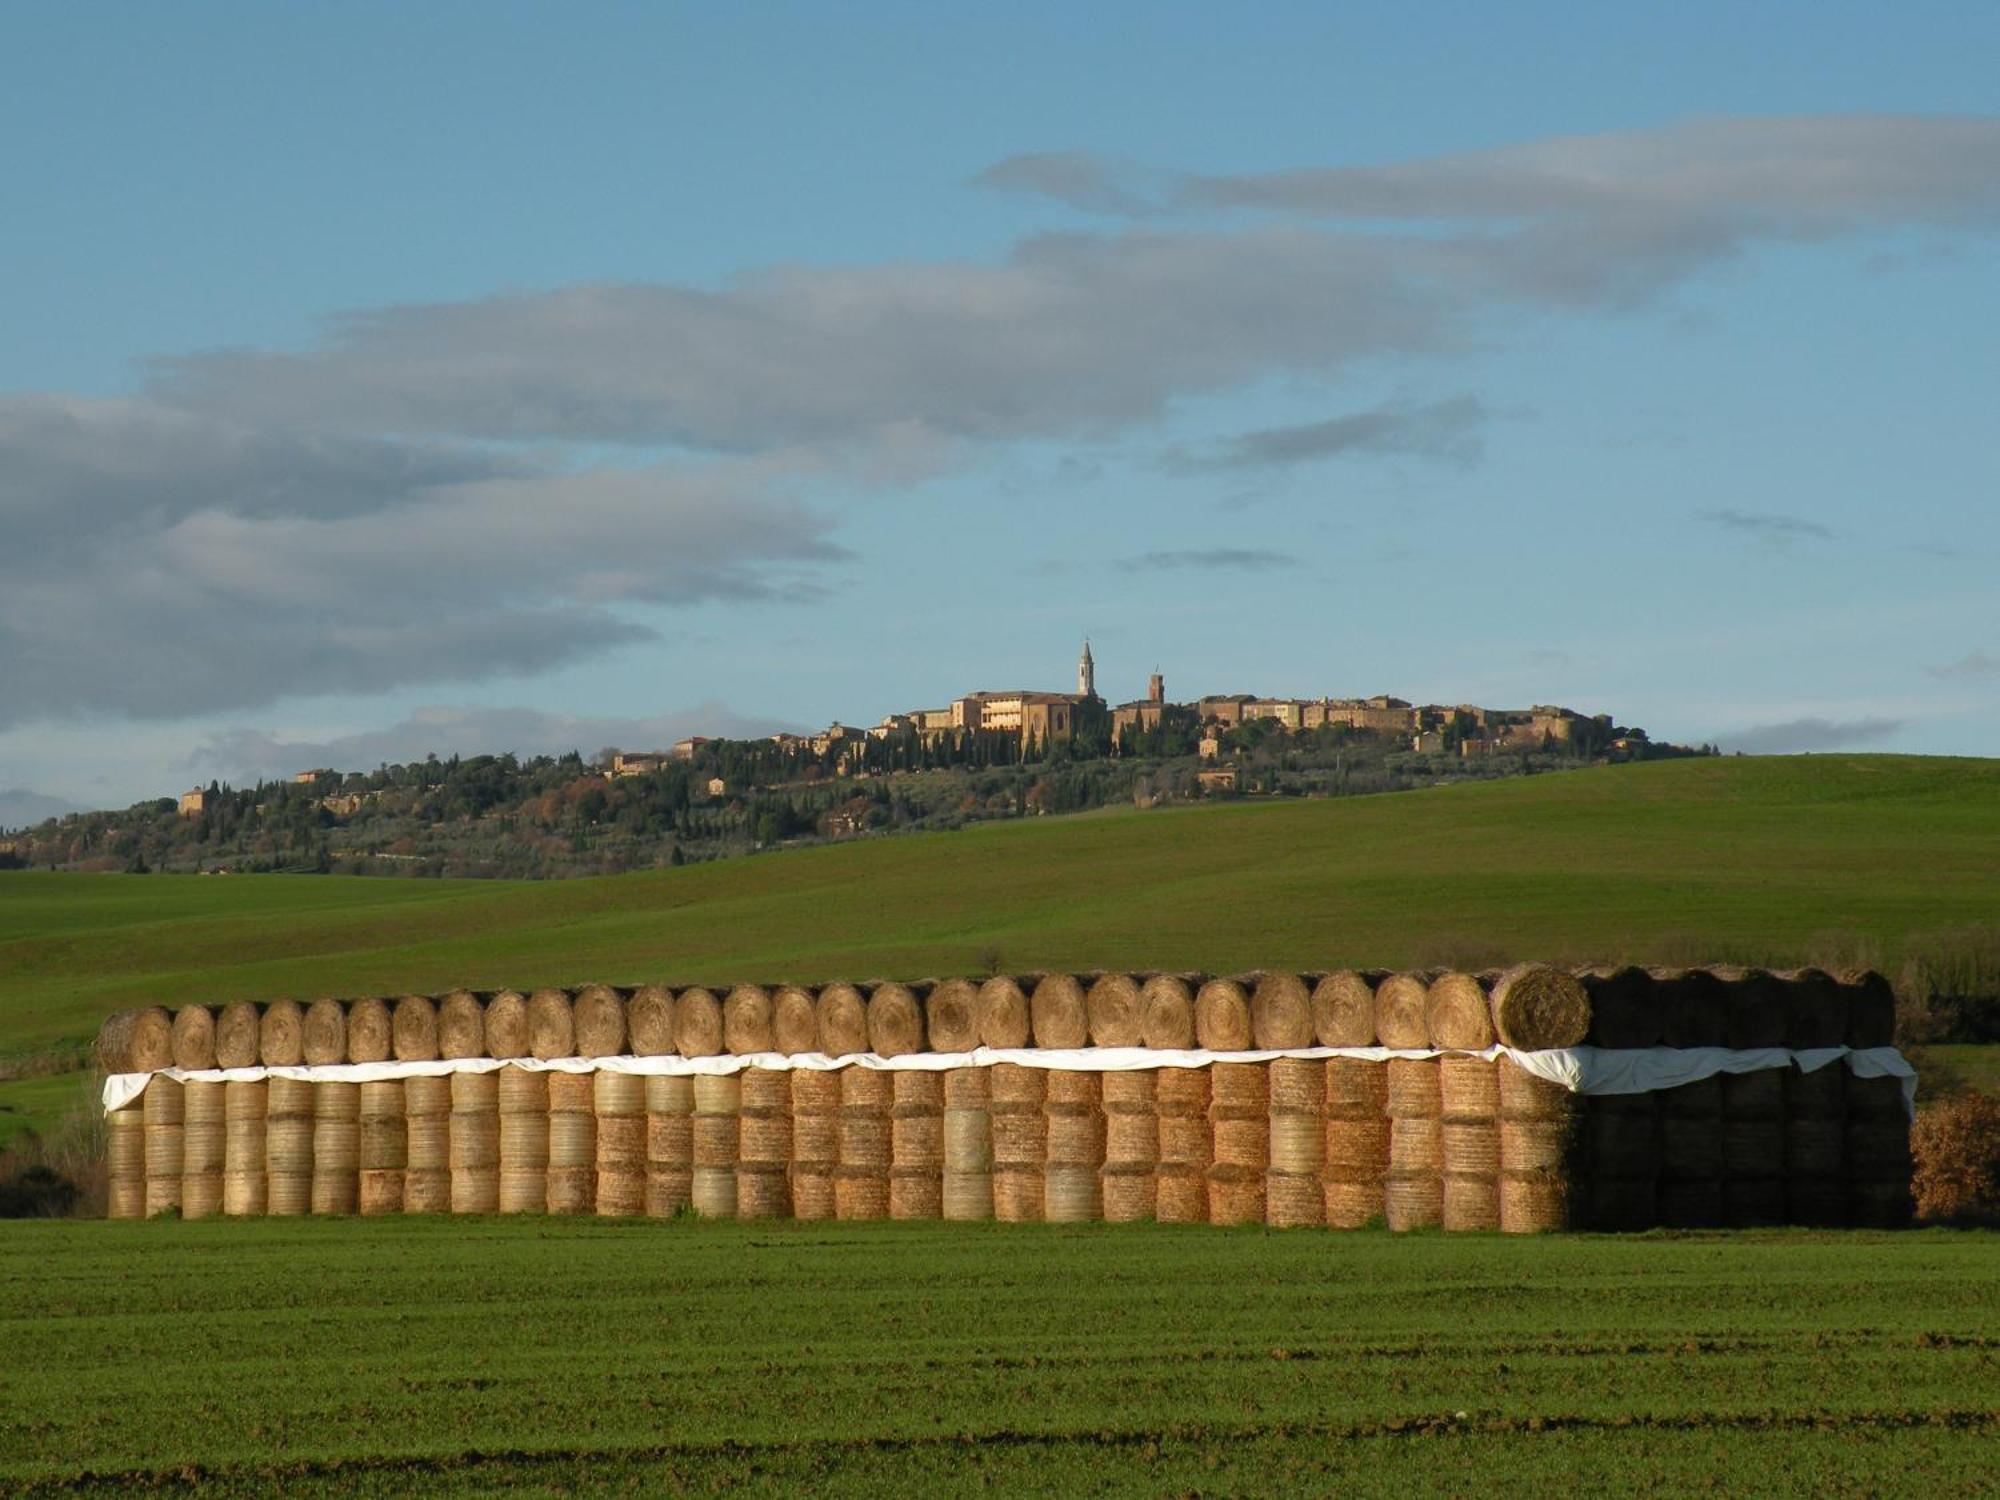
[1722,716,1903,754]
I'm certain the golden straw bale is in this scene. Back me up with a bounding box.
[344,997,392,1065]
[436,990,485,1059]
[1101,1165,1156,1222]
[1102,1070,1155,1112]
[484,991,530,1059]
[740,1110,793,1168]
[688,1164,734,1217]
[1155,1065,1210,1119]
[944,1066,991,1109]
[1251,972,1313,1049]
[1385,1058,1440,1118]
[1158,1113,1212,1168]
[181,1080,225,1219]
[1044,1165,1099,1222]
[1711,966,1789,1049]
[835,1169,889,1220]
[942,1169,992,1221]
[1312,970,1380,1047]
[791,1171,837,1221]
[1778,967,1848,1049]
[1497,1056,1574,1119]
[1649,967,1729,1048]
[1384,1174,1442,1231]
[1439,1055,1499,1120]
[1047,1110,1105,1170]
[1325,1058,1388,1118]
[312,1082,361,1215]
[1499,1171,1575,1232]
[890,1162,943,1219]
[644,1075,694,1218]
[128,1007,176,1073]
[1045,1069,1098,1111]
[990,1061,1046,1110]
[449,1073,500,1214]
[1389,1116,1441,1176]
[1194,979,1252,1051]
[988,1167,1039,1222]
[140,1084,185,1217]
[1325,1176,1384,1229]
[1085,973,1143,1047]
[1578,965,1658,1048]
[527,989,574,1060]
[892,1068,942,1113]
[571,985,626,1058]
[216,1001,264,1069]
[1426,973,1494,1051]
[1268,1057,1324,1115]
[840,1066,894,1111]
[772,985,819,1054]
[1207,1168,1265,1226]
[990,1107,1048,1169]
[738,1167,790,1220]
[627,985,675,1056]
[171,1005,217,1071]
[1500,1116,1580,1175]
[1105,1110,1159,1169]
[892,1113,942,1172]
[1373,973,1432,1049]
[923,979,980,1052]
[1442,1119,1499,1177]
[722,985,774,1055]
[1030,973,1089,1049]
[392,995,439,1062]
[1139,975,1197,1050]
[740,1066,791,1113]
[1489,964,1591,1051]
[96,1011,141,1075]
[259,1000,305,1067]
[1211,1061,1267,1117]
[402,1076,451,1214]
[358,1081,406,1168]
[499,1064,550,1116]
[223,1081,267,1215]
[943,1107,993,1174]
[594,1069,645,1119]
[1838,968,1897,1049]
[1154,1165,1206,1223]
[1269,1114,1323,1176]
[1266,1171,1324,1229]
[547,1165,596,1216]
[1442,1175,1500,1232]
[302,999,347,1065]
[976,976,1031,1049]
[1213,1117,1268,1175]
[867,983,925,1057]
[816,983,869,1056]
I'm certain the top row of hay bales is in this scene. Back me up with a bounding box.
[97,963,1896,1072]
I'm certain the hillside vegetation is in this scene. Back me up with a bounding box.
[1,754,1995,1058]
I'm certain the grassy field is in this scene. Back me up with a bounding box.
[1,1217,1994,1495]
[4,753,1997,1058]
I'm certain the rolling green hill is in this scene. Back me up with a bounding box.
[2,754,1996,1058]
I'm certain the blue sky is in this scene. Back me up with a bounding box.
[3,3,1998,811]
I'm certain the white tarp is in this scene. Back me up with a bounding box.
[101,1043,1916,1116]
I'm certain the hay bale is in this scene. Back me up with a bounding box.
[106,1108,144,1219]
[526,988,574,1060]
[1779,967,1848,1049]
[1722,1068,1783,1119]
[1722,1177,1786,1227]
[1139,975,1196,1049]
[1838,968,1897,1049]
[789,1068,841,1221]
[988,1062,1044,1221]
[1312,970,1380,1047]
[976,976,1031,1049]
[181,1080,225,1219]
[1085,973,1143,1047]
[1658,1178,1724,1229]
[570,984,627,1058]
[627,985,675,1056]
[1425,973,1493,1051]
[837,1066,891,1219]
[96,1010,141,1075]
[1661,1111,1723,1181]
[890,1071,942,1220]
[992,1169,1043,1222]
[924,978,981,1052]
[484,990,530,1059]
[942,1065,993,1220]
[1587,1094,1660,1178]
[1442,1118,1499,1178]
[1154,1165,1207,1223]
[1442,1174,1500,1232]
[1101,1165,1156,1223]
[1578,965,1658,1049]
[944,1067,991,1109]
[867,982,925,1057]
[1489,964,1590,1051]
[437,990,486,1060]
[1251,972,1313,1049]
[345,998,393,1064]
[1044,1165,1100,1222]
[1712,966,1789,1049]
[357,1079,405,1215]
[1325,1057,1388,1117]
[645,1074,695,1218]
[1439,1055,1499,1118]
[124,1007,175,1074]
[302,999,347,1065]
[1155,1065,1210,1122]
[259,1000,305,1067]
[143,1079,186,1217]
[719,985,772,1055]
[216,1001,264,1069]
[771,984,819,1054]
[1325,1116,1390,1179]
[1500,1171,1576,1233]
[402,1075,451,1213]
[498,1065,550,1213]
[222,1080,268,1216]
[815,983,868,1056]
[1194,979,1252,1051]
[448,1071,500,1214]
[1269,1113,1323,1176]
[1325,1175,1385,1230]
[549,1071,598,1214]
[1498,1055,1575,1119]
[1385,1058,1441,1118]
[1587,1176,1660,1232]
[264,1077,313,1216]
[171,1005,217,1071]
[1373,973,1431,1049]
[1030,973,1089,1049]
[1650,967,1729,1048]
[311,1082,361,1215]
[1266,1169,1324,1229]
[595,1070,647,1217]
[392,994,439,1062]
[1384,1174,1442,1231]
[1268,1055,1324,1117]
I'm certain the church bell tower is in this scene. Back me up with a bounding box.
[1078,638,1096,699]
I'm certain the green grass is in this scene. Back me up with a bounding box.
[0,1218,1993,1495]
[0,1071,97,1148]
[3,754,1996,1058]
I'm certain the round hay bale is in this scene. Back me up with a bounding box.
[1658,1178,1724,1229]
[1154,1165,1206,1223]
[215,1001,264,1069]
[943,1065,990,1109]
[483,990,530,1059]
[943,1106,993,1173]
[1045,1069,1098,1111]
[1206,1167,1265,1226]
[97,1010,142,1075]
[1497,1056,1574,1119]
[739,1166,791,1220]
[990,1108,1047,1170]
[402,1076,451,1214]
[740,1066,792,1114]
[137,1092,179,1213]
[222,1080,268,1215]
[1383,1174,1441,1231]
[815,983,868,1056]
[571,985,626,1058]
[840,1065,894,1112]
[716,984,771,1055]
[1426,973,1495,1051]
[1194,979,1252,1051]
[1442,1174,1500,1232]
[1439,1055,1499,1119]
[1373,973,1431,1049]
[311,1082,361,1215]
[1489,964,1590,1051]
[1385,1058,1440,1118]
[1661,1115,1723,1180]
[345,997,393,1065]
[1085,973,1143,1047]
[301,999,347,1066]
[921,978,979,1052]
[1578,965,1658,1049]
[1587,1096,1659,1176]
[1101,1165,1156,1222]
[1211,1061,1267,1117]
[942,1169,993,1221]
[992,1168,1042,1222]
[1047,1108,1105,1170]
[1712,966,1789,1049]
[1312,970,1380,1047]
[1213,1116,1267,1177]
[1044,1165,1099,1222]
[526,989,574,1060]
[1325,1176,1384,1229]
[771,984,819,1054]
[1499,1171,1576,1233]
[1157,1112,1211,1168]
[448,1072,500,1213]
[790,1170,836,1221]
[1269,1113,1323,1175]
[437,990,486,1060]
[1647,967,1726,1048]
[1102,1069,1155,1113]
[1139,975,1196,1050]
[180,1080,225,1218]
[171,1005,217,1071]
[1325,1057,1388,1117]
[976,976,1031,1049]
[867,982,925,1057]
[127,1007,176,1073]
[688,1166,734,1218]
[259,1000,305,1067]
[1268,1056,1324,1116]
[1105,1110,1159,1170]
[626,985,675,1056]
[1442,1118,1499,1177]
[392,994,439,1062]
[1154,1065,1209,1119]
[1500,1115,1580,1174]
[1325,1116,1390,1177]
[1250,972,1313,1049]
[1030,972,1089,1049]
[1266,1170,1323,1229]
[892,1116,942,1176]
[1838,968,1897,1049]
[990,1062,1046,1111]
[1389,1115,1441,1175]
[1779,967,1847,1049]
[835,1170,889,1222]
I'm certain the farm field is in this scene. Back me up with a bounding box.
[2,1218,1996,1496]
[4,753,1998,1058]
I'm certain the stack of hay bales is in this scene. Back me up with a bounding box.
[1430,972,1498,1232]
[1258,972,1321,1227]
[1843,971,1912,1226]
[1317,970,1387,1228]
[1376,973,1440,1230]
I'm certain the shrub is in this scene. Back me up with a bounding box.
[1911,1092,2000,1226]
